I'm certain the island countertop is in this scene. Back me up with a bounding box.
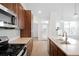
[49,36,79,56]
[9,37,32,44]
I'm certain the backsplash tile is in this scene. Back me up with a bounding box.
[0,29,20,41]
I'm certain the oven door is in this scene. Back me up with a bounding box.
[17,47,27,56]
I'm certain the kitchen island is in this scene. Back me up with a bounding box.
[49,36,79,56]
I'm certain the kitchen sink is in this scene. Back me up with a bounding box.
[56,37,70,44]
[60,41,70,44]
[57,39,64,41]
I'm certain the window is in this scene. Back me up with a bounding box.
[64,21,77,36]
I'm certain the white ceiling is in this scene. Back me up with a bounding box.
[21,3,79,20]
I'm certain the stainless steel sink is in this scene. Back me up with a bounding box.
[56,37,70,44]
[60,41,70,44]
[57,39,63,41]
[56,31,71,44]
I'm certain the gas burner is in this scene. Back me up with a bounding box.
[0,44,25,56]
[0,36,26,56]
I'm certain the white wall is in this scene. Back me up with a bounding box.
[32,23,38,37]
[31,16,38,37]
[48,12,57,37]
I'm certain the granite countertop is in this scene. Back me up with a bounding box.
[49,36,79,56]
[9,37,32,44]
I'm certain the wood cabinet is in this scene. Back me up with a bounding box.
[1,3,16,13]
[49,39,66,56]
[1,3,12,10]
[20,10,32,37]
[57,47,66,56]
[18,4,25,29]
[27,39,33,56]
[14,4,25,29]
[49,39,57,56]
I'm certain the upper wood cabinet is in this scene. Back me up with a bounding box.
[17,4,25,29]
[1,3,16,13]
[20,10,32,37]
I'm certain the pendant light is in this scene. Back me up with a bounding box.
[74,3,78,18]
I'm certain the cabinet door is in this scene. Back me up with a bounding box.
[20,10,32,37]
[18,5,24,29]
[11,3,17,13]
[20,7,25,29]
[25,10,31,36]
[27,39,33,56]
[51,41,58,56]
[53,43,58,56]
[49,38,66,56]
[1,3,16,13]
[57,47,66,56]
[49,39,51,55]
[49,39,53,56]
[50,43,53,56]
[14,3,24,29]
[1,3,12,10]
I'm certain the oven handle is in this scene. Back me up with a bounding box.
[21,47,27,56]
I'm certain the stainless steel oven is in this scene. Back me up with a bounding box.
[17,46,27,56]
[0,36,27,56]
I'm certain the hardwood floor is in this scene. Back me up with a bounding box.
[31,39,49,56]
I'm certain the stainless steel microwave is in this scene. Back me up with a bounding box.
[0,4,17,29]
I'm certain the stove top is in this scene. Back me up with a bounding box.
[0,44,25,56]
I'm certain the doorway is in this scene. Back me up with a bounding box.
[38,19,49,40]
[32,16,49,41]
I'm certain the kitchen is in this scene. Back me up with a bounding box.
[0,3,79,56]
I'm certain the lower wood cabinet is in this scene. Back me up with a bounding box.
[49,39,66,56]
[27,39,33,56]
[57,47,66,56]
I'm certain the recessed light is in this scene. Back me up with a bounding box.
[38,10,42,14]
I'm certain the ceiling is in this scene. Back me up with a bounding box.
[21,3,79,20]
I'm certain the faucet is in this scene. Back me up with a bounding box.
[63,32,68,44]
